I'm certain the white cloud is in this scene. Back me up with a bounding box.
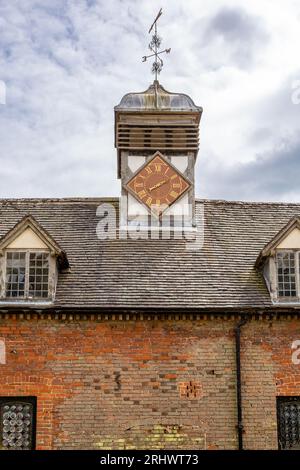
[0,0,299,201]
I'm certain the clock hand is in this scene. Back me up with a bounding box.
[149,179,169,192]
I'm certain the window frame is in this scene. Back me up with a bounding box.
[276,250,300,301]
[277,396,300,450]
[4,248,50,300]
[0,396,37,450]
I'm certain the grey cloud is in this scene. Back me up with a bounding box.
[245,71,300,149]
[209,7,262,41]
[204,7,269,68]
[250,127,273,144]
[200,137,300,202]
[198,71,300,202]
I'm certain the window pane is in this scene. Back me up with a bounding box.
[277,252,297,297]
[277,397,300,449]
[28,253,49,298]
[0,397,36,450]
[5,252,26,298]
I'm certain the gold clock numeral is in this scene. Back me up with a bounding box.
[138,190,147,198]
[155,163,162,172]
[146,197,152,206]
[156,199,161,206]
[135,182,144,188]
[173,183,181,189]
[164,167,169,175]
[170,191,178,198]
[171,174,177,180]
[145,167,152,175]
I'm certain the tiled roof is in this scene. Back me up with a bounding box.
[0,197,299,311]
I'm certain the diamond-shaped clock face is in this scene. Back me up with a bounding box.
[126,153,191,216]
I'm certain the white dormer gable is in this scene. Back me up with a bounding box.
[256,217,300,303]
[0,215,69,303]
[7,227,48,249]
[277,227,300,249]
[0,215,69,266]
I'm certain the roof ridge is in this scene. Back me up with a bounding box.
[0,197,298,207]
[0,197,120,204]
[196,198,300,206]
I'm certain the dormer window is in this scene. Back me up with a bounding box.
[256,217,300,304]
[5,251,49,299]
[6,252,26,298]
[29,252,49,298]
[0,215,69,304]
[276,251,297,298]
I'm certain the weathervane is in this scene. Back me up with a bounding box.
[142,8,171,82]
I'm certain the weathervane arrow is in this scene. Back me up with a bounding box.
[142,8,171,82]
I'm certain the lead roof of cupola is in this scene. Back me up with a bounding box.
[115,81,202,113]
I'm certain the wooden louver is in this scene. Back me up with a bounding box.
[116,123,199,151]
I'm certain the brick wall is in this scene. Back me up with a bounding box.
[242,318,300,449]
[0,315,299,450]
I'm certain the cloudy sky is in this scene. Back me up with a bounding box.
[0,0,300,202]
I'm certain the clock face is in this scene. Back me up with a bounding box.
[126,153,191,216]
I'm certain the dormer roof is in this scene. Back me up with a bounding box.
[0,215,69,270]
[255,216,300,268]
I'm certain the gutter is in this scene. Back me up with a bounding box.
[235,316,248,450]
[0,306,300,315]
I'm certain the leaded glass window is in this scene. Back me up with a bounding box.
[5,251,49,299]
[29,253,49,298]
[0,397,36,450]
[277,397,300,450]
[277,252,297,297]
[5,252,26,298]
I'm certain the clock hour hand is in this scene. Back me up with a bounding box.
[149,179,169,192]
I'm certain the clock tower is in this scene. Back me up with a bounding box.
[114,80,202,228]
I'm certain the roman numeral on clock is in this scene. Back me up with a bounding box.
[138,190,147,198]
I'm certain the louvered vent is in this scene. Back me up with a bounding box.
[117,124,199,151]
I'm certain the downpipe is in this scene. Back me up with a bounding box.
[235,316,248,451]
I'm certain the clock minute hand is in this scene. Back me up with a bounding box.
[149,179,168,192]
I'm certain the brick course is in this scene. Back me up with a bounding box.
[0,316,299,450]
